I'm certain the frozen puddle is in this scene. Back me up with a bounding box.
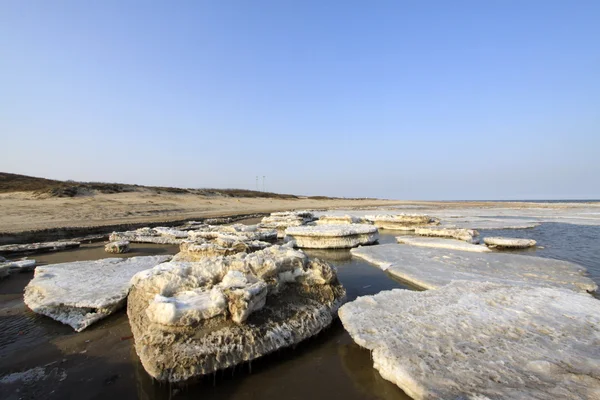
[351,244,597,292]
[339,281,600,400]
[24,255,172,331]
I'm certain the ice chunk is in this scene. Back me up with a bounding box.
[316,215,370,225]
[396,236,491,253]
[219,271,268,323]
[110,229,183,245]
[339,281,600,400]
[24,255,172,331]
[0,241,80,256]
[152,227,189,239]
[260,211,316,238]
[146,287,227,326]
[128,245,345,382]
[104,240,130,254]
[484,236,537,249]
[0,258,37,274]
[414,226,479,242]
[351,243,597,292]
[284,224,379,249]
[365,214,439,230]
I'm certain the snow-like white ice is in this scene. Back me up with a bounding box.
[24,255,171,331]
[414,226,479,242]
[285,224,379,249]
[339,281,600,400]
[396,236,491,253]
[104,240,130,253]
[484,236,537,249]
[128,244,345,382]
[350,244,597,292]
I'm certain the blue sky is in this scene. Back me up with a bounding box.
[1,1,598,200]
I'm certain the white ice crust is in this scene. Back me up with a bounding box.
[24,255,172,331]
[339,281,600,400]
[484,236,537,249]
[396,237,491,253]
[350,244,597,293]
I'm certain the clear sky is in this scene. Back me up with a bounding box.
[1,1,598,200]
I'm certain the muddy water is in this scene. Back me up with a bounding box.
[0,233,414,400]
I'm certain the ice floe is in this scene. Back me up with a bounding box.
[350,244,597,292]
[484,236,537,249]
[260,211,316,238]
[396,236,491,253]
[0,241,80,256]
[414,226,479,242]
[173,237,271,262]
[128,244,345,382]
[24,255,171,331]
[339,281,600,400]
[110,228,184,245]
[285,224,379,249]
[365,214,439,230]
[315,215,370,225]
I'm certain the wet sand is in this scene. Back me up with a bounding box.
[0,233,415,400]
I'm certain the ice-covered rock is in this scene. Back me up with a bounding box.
[260,211,316,238]
[414,226,479,242]
[339,281,600,400]
[396,236,491,253]
[484,236,537,249]
[285,224,379,249]
[0,241,80,256]
[365,214,439,230]
[351,244,597,292]
[104,240,130,254]
[0,264,10,279]
[315,215,370,225]
[128,244,345,382]
[24,255,171,331]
